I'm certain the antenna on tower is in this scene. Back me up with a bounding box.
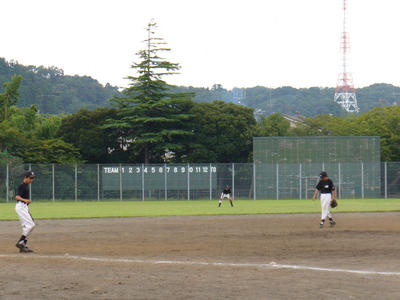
[334,0,359,113]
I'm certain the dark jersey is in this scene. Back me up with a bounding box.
[316,179,335,194]
[222,188,231,195]
[16,183,30,201]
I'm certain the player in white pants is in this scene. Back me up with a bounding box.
[15,171,36,253]
[313,171,336,228]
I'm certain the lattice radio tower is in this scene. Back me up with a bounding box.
[334,0,359,113]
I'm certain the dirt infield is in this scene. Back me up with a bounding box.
[0,212,399,299]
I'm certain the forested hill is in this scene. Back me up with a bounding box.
[2,57,400,115]
[173,84,400,116]
[0,58,120,114]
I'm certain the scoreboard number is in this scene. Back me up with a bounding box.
[104,166,217,174]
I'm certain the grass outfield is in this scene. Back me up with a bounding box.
[0,199,399,220]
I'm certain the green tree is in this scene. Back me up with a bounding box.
[0,103,73,163]
[106,21,194,163]
[0,74,22,121]
[0,106,29,155]
[21,139,82,164]
[0,151,22,165]
[34,113,63,140]
[0,118,25,153]
[58,108,127,163]
[187,101,256,162]
[0,57,120,114]
[351,106,400,161]
[256,113,290,136]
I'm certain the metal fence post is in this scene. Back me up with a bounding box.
[299,163,302,200]
[141,164,145,201]
[187,163,190,201]
[338,163,341,199]
[164,163,167,201]
[209,163,212,200]
[384,162,388,199]
[6,164,9,203]
[253,162,256,200]
[119,164,123,201]
[29,164,32,201]
[97,164,100,201]
[75,164,78,202]
[52,164,55,202]
[276,163,279,200]
[232,163,235,201]
[361,162,364,199]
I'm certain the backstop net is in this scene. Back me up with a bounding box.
[253,136,380,164]
[253,136,381,199]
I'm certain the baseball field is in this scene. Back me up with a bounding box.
[0,199,399,299]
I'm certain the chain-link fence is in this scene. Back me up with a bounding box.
[1,162,399,202]
[253,136,381,163]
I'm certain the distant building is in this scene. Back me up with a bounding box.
[282,113,304,128]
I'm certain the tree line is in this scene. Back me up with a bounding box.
[0,58,120,114]
[1,22,400,165]
[1,57,400,117]
[172,83,400,117]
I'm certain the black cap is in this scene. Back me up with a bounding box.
[319,171,328,179]
[24,171,35,179]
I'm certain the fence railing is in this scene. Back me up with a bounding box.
[0,162,399,202]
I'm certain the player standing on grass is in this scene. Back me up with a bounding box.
[219,185,233,207]
[15,171,36,253]
[312,171,336,228]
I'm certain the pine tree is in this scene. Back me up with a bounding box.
[108,21,194,163]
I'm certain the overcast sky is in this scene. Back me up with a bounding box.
[1,0,399,89]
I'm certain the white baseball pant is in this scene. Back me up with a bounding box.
[15,201,35,237]
[320,193,332,220]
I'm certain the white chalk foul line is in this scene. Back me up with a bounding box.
[0,254,399,277]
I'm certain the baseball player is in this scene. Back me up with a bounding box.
[312,171,336,228]
[219,185,233,207]
[15,171,36,253]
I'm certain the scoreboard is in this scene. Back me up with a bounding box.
[102,165,217,191]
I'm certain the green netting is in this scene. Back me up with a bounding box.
[0,164,6,203]
[254,162,381,199]
[233,163,253,199]
[78,164,99,201]
[386,162,400,198]
[0,161,387,201]
[253,136,380,163]
[54,165,75,200]
[30,164,53,200]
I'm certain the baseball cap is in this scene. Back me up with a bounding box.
[24,171,36,179]
[319,171,328,179]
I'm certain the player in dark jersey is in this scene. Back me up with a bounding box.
[15,171,36,253]
[312,171,336,228]
[219,185,233,207]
